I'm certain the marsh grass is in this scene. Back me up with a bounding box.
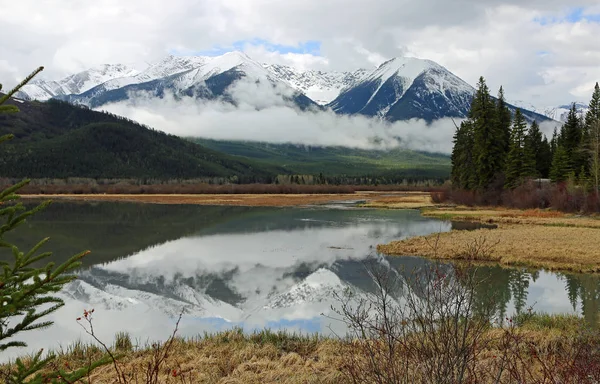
[378,224,600,272]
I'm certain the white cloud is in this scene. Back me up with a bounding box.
[100,78,457,153]
[1,0,598,107]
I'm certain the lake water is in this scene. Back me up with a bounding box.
[1,201,598,360]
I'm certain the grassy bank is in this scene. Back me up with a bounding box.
[20,191,436,208]
[374,192,600,272]
[5,313,596,384]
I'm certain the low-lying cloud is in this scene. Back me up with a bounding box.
[100,78,458,154]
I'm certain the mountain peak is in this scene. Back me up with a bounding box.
[369,56,441,84]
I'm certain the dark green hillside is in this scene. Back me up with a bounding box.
[191,139,451,179]
[0,98,281,180]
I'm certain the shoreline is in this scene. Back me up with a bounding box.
[20,191,433,208]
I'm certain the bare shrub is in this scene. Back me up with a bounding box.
[331,254,495,384]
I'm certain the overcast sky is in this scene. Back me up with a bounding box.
[1,0,599,106]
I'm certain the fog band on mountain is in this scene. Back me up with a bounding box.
[101,83,458,154]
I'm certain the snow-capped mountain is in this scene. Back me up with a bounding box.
[15,64,139,101]
[328,57,475,122]
[57,51,317,110]
[329,57,552,123]
[263,64,370,105]
[510,100,590,123]
[14,51,551,122]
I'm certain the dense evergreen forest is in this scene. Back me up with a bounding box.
[451,79,600,193]
[0,98,283,181]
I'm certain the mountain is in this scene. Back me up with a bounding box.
[14,52,552,123]
[329,57,553,123]
[0,97,281,180]
[263,64,369,104]
[510,100,590,123]
[57,52,318,110]
[15,64,139,101]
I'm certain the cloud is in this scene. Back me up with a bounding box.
[1,0,598,107]
[100,77,458,154]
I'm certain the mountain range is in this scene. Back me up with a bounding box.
[509,100,590,123]
[15,51,559,123]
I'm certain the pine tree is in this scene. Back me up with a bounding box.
[562,103,584,173]
[451,120,476,189]
[505,110,536,188]
[538,136,552,178]
[526,120,547,178]
[550,127,558,158]
[550,145,570,182]
[496,86,512,157]
[0,68,112,383]
[585,83,600,195]
[471,77,504,189]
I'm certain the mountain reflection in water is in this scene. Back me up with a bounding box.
[0,202,597,360]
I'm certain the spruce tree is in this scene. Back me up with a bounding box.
[496,86,512,157]
[451,120,476,189]
[0,69,111,383]
[550,127,558,158]
[471,77,504,189]
[525,120,552,178]
[550,145,570,182]
[505,110,536,188]
[586,84,600,195]
[538,136,552,178]
[562,103,584,173]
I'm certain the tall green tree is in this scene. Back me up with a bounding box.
[495,86,512,157]
[505,110,536,188]
[526,120,551,178]
[471,77,504,189]
[451,120,476,189]
[562,103,585,173]
[0,68,111,383]
[550,144,570,182]
[550,127,558,158]
[585,83,600,194]
[538,136,552,179]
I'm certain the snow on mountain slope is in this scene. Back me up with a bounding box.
[62,275,242,320]
[509,100,589,123]
[264,64,370,104]
[264,268,345,309]
[174,51,277,91]
[16,64,139,100]
[329,56,475,121]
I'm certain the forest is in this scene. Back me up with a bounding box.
[449,78,600,211]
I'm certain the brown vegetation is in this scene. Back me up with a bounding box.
[20,191,436,208]
[378,224,600,272]
[438,180,600,213]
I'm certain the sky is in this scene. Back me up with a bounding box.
[1,0,599,107]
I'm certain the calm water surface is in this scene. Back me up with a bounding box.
[1,202,598,359]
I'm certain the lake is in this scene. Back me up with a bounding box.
[1,201,598,360]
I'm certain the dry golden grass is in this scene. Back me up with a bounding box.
[11,315,589,384]
[21,193,367,207]
[29,331,347,384]
[21,191,436,208]
[360,192,435,209]
[421,206,600,229]
[378,223,600,272]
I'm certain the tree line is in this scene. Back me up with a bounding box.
[451,78,600,192]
